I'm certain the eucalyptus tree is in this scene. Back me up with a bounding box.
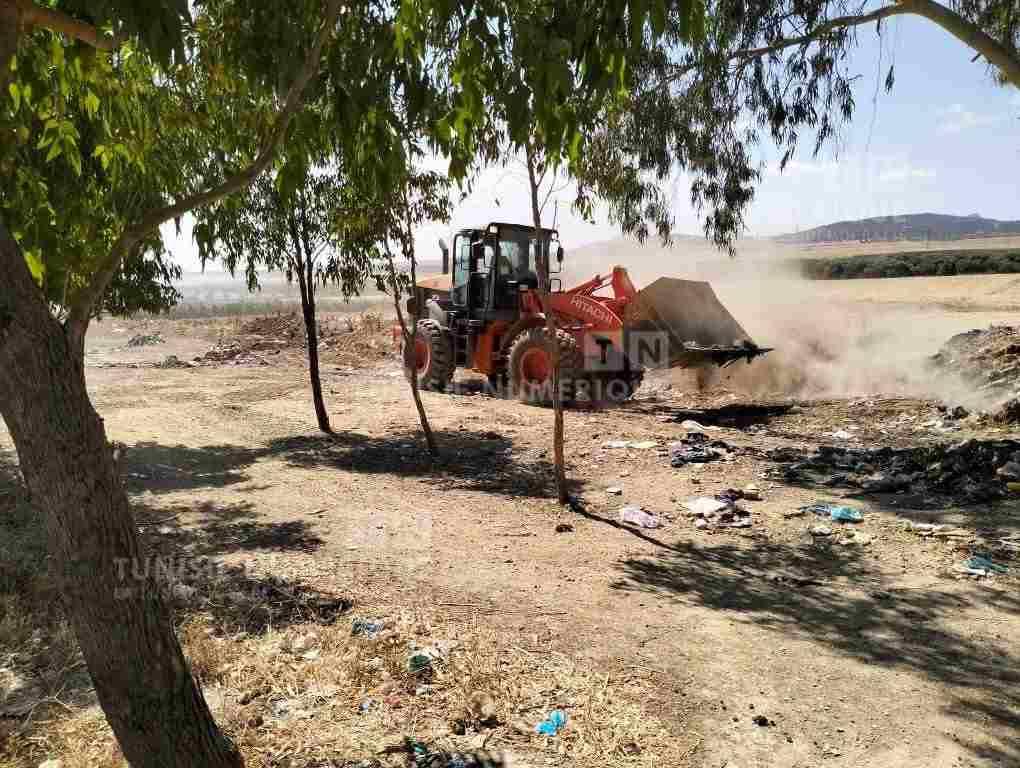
[194,172,364,434]
[351,150,452,456]
[0,1,705,763]
[579,0,1020,252]
[0,2,350,765]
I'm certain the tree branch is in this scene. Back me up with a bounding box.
[730,4,909,61]
[66,0,343,339]
[900,0,1020,88]
[662,1,1019,90]
[11,0,123,51]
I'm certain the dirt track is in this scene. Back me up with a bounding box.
[2,278,1019,768]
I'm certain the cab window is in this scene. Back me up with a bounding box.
[454,238,470,287]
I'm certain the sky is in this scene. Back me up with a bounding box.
[166,12,1020,273]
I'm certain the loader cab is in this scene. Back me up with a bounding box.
[443,222,562,321]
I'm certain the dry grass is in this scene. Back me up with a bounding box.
[1,556,684,768]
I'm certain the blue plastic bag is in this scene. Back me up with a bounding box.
[966,555,1008,574]
[802,503,863,523]
[536,709,567,735]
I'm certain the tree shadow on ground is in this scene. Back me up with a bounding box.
[613,540,1020,765]
[628,401,794,428]
[265,428,581,498]
[122,441,266,494]
[120,428,575,499]
[136,500,324,558]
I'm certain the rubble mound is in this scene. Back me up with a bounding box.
[127,332,164,347]
[239,313,305,340]
[772,439,1020,504]
[931,325,1020,421]
[194,342,270,366]
[193,311,391,368]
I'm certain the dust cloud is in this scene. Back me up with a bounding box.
[699,266,1014,410]
[569,236,1007,407]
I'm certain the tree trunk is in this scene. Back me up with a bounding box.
[295,251,332,434]
[0,221,242,767]
[525,145,569,504]
[0,4,20,93]
[394,289,439,455]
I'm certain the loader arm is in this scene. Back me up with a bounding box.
[543,266,770,370]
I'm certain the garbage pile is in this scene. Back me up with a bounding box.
[669,432,732,467]
[682,490,754,530]
[240,313,305,339]
[194,342,271,366]
[191,312,391,368]
[127,332,164,347]
[770,439,1020,503]
[930,324,1020,422]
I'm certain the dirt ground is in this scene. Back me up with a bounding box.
[2,275,1020,768]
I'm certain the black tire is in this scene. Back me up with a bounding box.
[508,327,583,405]
[412,319,454,391]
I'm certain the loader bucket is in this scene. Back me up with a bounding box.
[623,277,770,369]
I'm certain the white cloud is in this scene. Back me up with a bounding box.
[877,165,937,182]
[936,103,999,134]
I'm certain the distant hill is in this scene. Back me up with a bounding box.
[776,213,1020,244]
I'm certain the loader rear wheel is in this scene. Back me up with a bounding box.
[509,327,583,405]
[412,319,454,391]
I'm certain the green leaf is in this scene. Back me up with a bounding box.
[83,91,100,118]
[8,82,19,112]
[23,251,45,285]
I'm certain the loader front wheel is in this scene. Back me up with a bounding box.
[509,327,583,405]
[412,319,454,391]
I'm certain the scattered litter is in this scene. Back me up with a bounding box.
[602,439,658,450]
[830,507,862,523]
[742,484,763,501]
[127,332,164,347]
[683,496,751,530]
[907,522,947,536]
[156,355,193,369]
[997,462,1020,481]
[619,506,661,529]
[605,486,623,495]
[407,643,452,676]
[802,503,863,523]
[964,555,1008,575]
[351,618,385,639]
[403,738,500,768]
[359,698,379,714]
[289,633,317,654]
[629,440,658,450]
[669,433,730,467]
[680,419,720,432]
[810,525,833,537]
[683,497,729,517]
[772,440,1020,504]
[845,531,874,546]
[829,430,854,440]
[555,522,574,533]
[751,714,775,727]
[408,652,435,675]
[602,440,630,449]
[535,709,567,736]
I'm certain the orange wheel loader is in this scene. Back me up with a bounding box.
[402,222,770,403]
